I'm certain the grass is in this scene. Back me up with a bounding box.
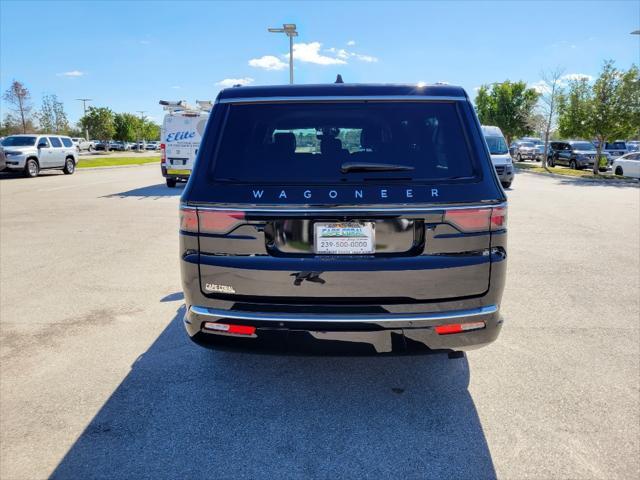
[514,161,637,181]
[77,156,160,168]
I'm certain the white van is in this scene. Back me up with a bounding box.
[160,100,212,187]
[481,125,514,188]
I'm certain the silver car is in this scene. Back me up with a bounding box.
[1,134,77,177]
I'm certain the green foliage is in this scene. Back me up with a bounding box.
[557,60,640,173]
[37,94,69,134]
[475,80,541,145]
[140,119,160,141]
[113,113,139,142]
[80,107,115,141]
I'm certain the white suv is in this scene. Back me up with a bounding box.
[71,137,94,152]
[1,134,78,178]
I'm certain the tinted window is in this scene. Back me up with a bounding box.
[212,102,476,183]
[38,137,50,148]
[2,136,36,147]
[484,135,508,154]
[61,138,73,147]
[606,142,626,149]
[571,142,595,151]
[49,137,63,148]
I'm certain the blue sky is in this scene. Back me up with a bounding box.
[1,0,638,125]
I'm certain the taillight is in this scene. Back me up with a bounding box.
[198,210,245,234]
[179,206,198,232]
[179,207,245,234]
[160,143,166,164]
[444,206,507,232]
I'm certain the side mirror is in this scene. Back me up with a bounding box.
[37,141,47,148]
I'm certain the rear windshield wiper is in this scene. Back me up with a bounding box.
[340,162,415,173]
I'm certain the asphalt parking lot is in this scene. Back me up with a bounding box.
[1,166,638,479]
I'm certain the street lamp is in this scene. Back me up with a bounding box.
[631,30,640,35]
[268,23,298,84]
[76,98,92,140]
[137,110,146,146]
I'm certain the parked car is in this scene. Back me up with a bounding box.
[626,141,639,152]
[70,137,94,152]
[130,142,146,150]
[512,141,537,161]
[93,141,108,151]
[179,83,507,355]
[603,141,628,158]
[109,141,130,151]
[612,152,640,179]
[146,141,160,150]
[0,145,6,172]
[482,125,514,188]
[547,140,610,170]
[0,134,77,177]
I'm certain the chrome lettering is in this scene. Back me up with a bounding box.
[252,190,264,199]
[329,190,338,199]
[431,188,439,197]
[279,190,287,199]
[303,190,312,199]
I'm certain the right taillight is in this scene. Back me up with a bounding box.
[160,143,166,164]
[179,207,245,234]
[444,206,507,232]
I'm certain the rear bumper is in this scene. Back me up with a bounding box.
[184,304,503,354]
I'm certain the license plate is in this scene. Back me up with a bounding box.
[167,169,190,175]
[314,222,375,254]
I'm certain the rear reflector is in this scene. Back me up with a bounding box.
[444,206,507,232]
[203,322,256,336]
[435,321,485,335]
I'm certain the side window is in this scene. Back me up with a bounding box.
[61,138,73,147]
[38,137,50,148]
[49,137,63,148]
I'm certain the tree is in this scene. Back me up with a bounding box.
[475,81,540,145]
[558,61,640,174]
[0,113,37,136]
[37,94,70,134]
[113,113,139,142]
[536,68,565,169]
[140,120,160,141]
[80,106,115,143]
[3,80,34,133]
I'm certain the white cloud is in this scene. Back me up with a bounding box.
[323,45,378,63]
[57,70,85,78]
[347,40,356,46]
[249,55,287,70]
[171,85,181,89]
[290,42,347,65]
[562,73,593,82]
[531,80,551,94]
[139,39,151,45]
[216,77,255,88]
[354,53,378,63]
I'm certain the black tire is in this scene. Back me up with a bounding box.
[24,158,39,178]
[570,159,578,170]
[615,166,623,176]
[63,157,76,174]
[88,146,93,152]
[517,153,523,162]
[501,181,512,189]
[548,157,555,167]
[166,178,177,188]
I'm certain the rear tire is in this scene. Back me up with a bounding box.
[517,153,523,162]
[501,181,512,189]
[548,157,555,167]
[63,157,76,174]
[615,166,623,176]
[24,158,39,178]
[166,178,177,188]
[570,159,577,170]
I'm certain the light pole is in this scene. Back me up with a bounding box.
[76,98,92,140]
[268,23,298,84]
[137,110,146,146]
[631,30,640,35]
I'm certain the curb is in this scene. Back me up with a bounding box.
[515,166,639,186]
[77,162,158,171]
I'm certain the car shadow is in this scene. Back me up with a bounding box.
[515,167,639,188]
[103,183,185,198]
[51,305,496,479]
[0,171,63,180]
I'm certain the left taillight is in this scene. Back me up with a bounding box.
[160,143,166,164]
[179,207,246,234]
[444,206,507,233]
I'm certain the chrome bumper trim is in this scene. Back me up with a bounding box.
[189,304,498,324]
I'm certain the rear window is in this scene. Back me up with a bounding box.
[61,138,73,147]
[211,102,476,183]
[606,142,626,149]
[49,137,62,148]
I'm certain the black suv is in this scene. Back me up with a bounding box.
[547,140,605,169]
[179,83,507,355]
